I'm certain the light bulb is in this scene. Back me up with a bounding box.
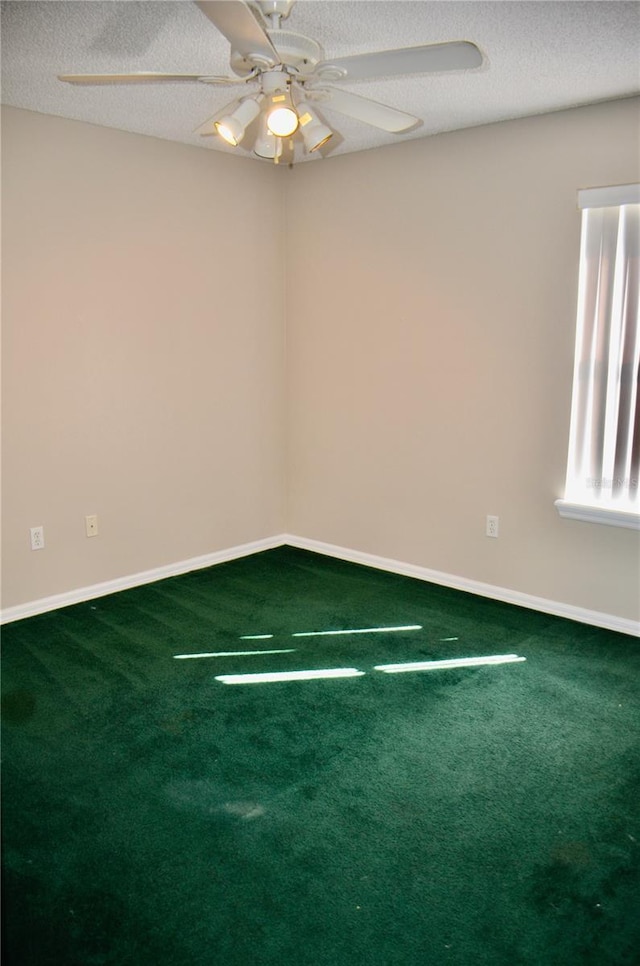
[267,94,298,138]
[215,121,239,146]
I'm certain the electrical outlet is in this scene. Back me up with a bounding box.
[30,526,45,550]
[85,514,99,538]
[486,515,499,538]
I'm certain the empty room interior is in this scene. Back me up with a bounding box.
[2,1,639,963]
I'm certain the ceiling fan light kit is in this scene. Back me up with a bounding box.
[297,102,333,153]
[254,114,283,160]
[214,93,263,146]
[56,0,485,164]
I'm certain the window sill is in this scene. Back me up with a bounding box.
[555,500,640,530]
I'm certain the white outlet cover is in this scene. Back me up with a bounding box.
[486,516,499,538]
[30,526,45,550]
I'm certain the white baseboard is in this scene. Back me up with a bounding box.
[283,534,640,638]
[3,532,638,637]
[0,535,287,625]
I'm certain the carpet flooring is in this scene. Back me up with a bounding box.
[2,546,639,965]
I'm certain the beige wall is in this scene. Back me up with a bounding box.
[3,99,639,622]
[1,107,286,607]
[286,97,640,622]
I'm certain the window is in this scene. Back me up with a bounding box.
[556,183,640,530]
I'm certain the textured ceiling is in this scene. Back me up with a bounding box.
[2,0,639,164]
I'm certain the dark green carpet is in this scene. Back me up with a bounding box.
[2,546,639,965]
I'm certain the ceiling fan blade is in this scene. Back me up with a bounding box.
[320,88,420,133]
[194,1,278,65]
[58,72,244,86]
[315,41,482,82]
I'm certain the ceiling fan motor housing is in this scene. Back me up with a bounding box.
[230,30,324,76]
[251,0,296,21]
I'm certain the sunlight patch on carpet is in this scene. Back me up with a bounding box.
[215,668,366,685]
[173,649,296,659]
[375,654,526,673]
[291,625,422,638]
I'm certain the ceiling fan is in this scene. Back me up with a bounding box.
[58,0,483,163]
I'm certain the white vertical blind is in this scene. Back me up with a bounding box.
[563,187,639,517]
